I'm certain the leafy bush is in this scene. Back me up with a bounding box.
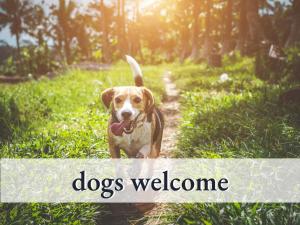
[255,45,300,82]
[0,56,17,76]
[0,45,61,77]
[285,45,300,81]
[21,44,61,77]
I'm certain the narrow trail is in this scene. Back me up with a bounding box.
[99,71,181,225]
[160,71,181,158]
[142,71,181,224]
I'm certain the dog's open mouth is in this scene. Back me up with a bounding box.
[110,120,134,136]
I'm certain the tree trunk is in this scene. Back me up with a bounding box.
[117,0,121,55]
[246,0,263,43]
[15,32,22,74]
[128,0,141,58]
[121,0,127,54]
[59,0,71,64]
[57,28,64,61]
[179,34,189,64]
[117,0,127,57]
[221,0,233,54]
[64,36,71,64]
[201,0,212,58]
[285,0,300,47]
[135,0,143,60]
[179,23,190,63]
[15,32,21,62]
[236,0,248,55]
[101,0,111,63]
[190,0,201,61]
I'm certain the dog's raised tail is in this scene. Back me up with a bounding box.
[125,55,143,87]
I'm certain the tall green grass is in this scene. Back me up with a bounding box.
[0,63,165,224]
[167,55,300,224]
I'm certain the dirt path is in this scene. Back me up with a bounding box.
[141,71,181,225]
[159,71,181,158]
[98,71,181,225]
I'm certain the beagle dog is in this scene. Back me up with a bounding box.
[101,55,164,158]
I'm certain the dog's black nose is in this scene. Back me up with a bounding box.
[121,111,132,119]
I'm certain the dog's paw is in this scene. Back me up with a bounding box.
[136,152,145,158]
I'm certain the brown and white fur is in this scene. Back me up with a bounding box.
[101,55,164,158]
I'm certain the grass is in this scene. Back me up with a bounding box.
[1,56,300,224]
[172,55,300,159]
[0,63,165,224]
[164,55,300,224]
[0,63,165,158]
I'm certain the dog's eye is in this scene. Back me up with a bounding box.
[115,97,122,103]
[134,97,142,103]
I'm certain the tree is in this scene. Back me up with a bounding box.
[88,0,114,63]
[190,0,201,61]
[100,0,111,63]
[116,0,128,57]
[25,4,49,47]
[0,0,32,69]
[236,0,248,54]
[128,0,143,59]
[50,0,76,64]
[172,0,193,63]
[221,0,233,54]
[201,0,213,58]
[285,0,300,47]
[246,0,263,46]
[73,13,92,60]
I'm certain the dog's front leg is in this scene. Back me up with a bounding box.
[136,144,151,158]
[109,140,121,158]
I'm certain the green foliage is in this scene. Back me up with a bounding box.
[0,203,101,225]
[0,45,60,77]
[172,55,254,92]
[92,50,103,61]
[173,203,300,225]
[177,89,300,158]
[140,47,166,64]
[0,63,165,155]
[21,44,61,76]
[0,94,23,141]
[167,57,300,224]
[255,45,300,82]
[0,64,165,224]
[0,56,16,76]
[285,45,300,81]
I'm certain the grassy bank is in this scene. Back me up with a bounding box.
[166,56,300,224]
[0,63,165,224]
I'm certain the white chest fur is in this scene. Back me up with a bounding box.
[113,122,152,156]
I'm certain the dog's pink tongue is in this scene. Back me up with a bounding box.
[110,120,131,136]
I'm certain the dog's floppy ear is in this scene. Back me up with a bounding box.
[101,88,114,109]
[143,87,154,113]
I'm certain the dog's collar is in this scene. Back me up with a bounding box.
[123,112,147,134]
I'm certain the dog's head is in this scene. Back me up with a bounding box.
[101,86,154,122]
